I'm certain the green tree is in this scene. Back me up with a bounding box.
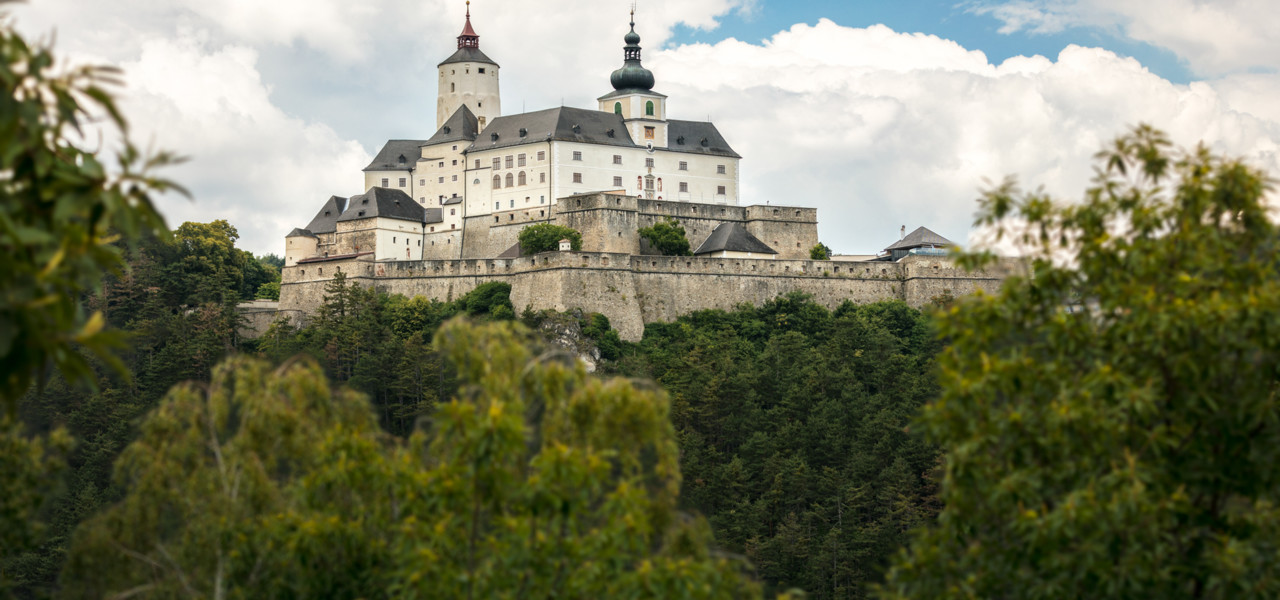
[0,14,179,407]
[639,218,693,256]
[809,243,832,260]
[883,126,1280,599]
[63,319,764,599]
[518,223,582,255]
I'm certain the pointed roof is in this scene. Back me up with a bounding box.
[609,11,655,93]
[424,105,480,147]
[440,1,497,66]
[303,195,349,234]
[363,139,426,172]
[338,188,433,223]
[694,223,777,255]
[884,226,954,251]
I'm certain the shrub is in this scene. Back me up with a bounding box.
[518,223,582,255]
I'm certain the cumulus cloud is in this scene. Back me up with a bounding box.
[967,0,1280,76]
[651,19,1280,253]
[118,36,370,254]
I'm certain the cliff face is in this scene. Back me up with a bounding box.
[275,252,1018,341]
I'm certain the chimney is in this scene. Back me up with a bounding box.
[900,225,906,240]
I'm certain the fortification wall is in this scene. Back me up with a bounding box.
[277,252,1015,341]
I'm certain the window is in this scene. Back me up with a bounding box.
[452,159,457,165]
[495,202,500,210]
[452,175,458,182]
[614,102,622,115]
[537,151,546,161]
[679,161,688,171]
[509,199,514,208]
[478,67,486,73]
[419,179,425,186]
[645,157,654,168]
[430,226,435,232]
[438,161,444,168]
[453,145,458,151]
[717,185,727,195]
[657,178,663,191]
[381,178,389,187]
[679,182,689,193]
[492,175,501,189]
[505,155,513,169]
[439,177,445,183]
[475,159,481,168]
[613,176,623,187]
[492,157,500,170]
[572,172,582,183]
[646,100,655,116]
[518,172,526,185]
[717,164,727,174]
[518,154,526,167]
[539,173,546,183]
[572,151,582,161]
[613,155,622,165]
[450,208,456,215]
[451,82,455,92]
[636,176,643,190]
[505,173,514,187]
[644,126,655,140]
[392,237,396,243]
[399,178,406,187]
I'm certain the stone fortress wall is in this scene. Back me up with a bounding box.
[280,246,1015,341]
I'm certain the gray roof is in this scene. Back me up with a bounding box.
[286,227,316,238]
[884,226,954,251]
[363,139,425,172]
[693,222,777,255]
[442,196,464,205]
[466,106,636,153]
[667,120,740,158]
[338,187,431,223]
[439,47,498,67]
[496,242,522,258]
[424,105,479,147]
[304,195,349,234]
[598,88,668,101]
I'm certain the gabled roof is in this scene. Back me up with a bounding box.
[304,195,349,234]
[338,188,430,223]
[439,47,498,67]
[668,120,740,158]
[467,106,636,153]
[424,105,479,147]
[884,226,954,251]
[363,139,426,172]
[693,222,777,255]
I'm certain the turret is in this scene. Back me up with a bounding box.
[598,11,667,148]
[437,1,501,131]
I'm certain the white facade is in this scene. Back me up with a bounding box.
[438,61,499,131]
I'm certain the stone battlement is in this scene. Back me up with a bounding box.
[279,252,1017,341]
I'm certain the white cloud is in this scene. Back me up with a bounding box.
[118,36,370,255]
[967,0,1280,76]
[651,19,1280,253]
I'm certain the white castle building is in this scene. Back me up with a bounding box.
[286,5,754,265]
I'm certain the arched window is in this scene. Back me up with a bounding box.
[646,100,654,116]
[637,176,643,190]
[505,173,514,187]
[518,172,526,186]
[492,175,501,189]
[657,178,663,192]
[614,102,622,115]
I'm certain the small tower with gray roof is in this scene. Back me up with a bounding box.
[438,1,500,131]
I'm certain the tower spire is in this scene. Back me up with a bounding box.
[458,1,479,49]
[610,7,654,92]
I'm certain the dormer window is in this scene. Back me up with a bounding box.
[398,154,406,165]
[572,124,582,134]
[491,132,499,141]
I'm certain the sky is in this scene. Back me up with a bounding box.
[12,0,1280,256]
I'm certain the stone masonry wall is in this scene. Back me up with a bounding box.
[278,253,1014,341]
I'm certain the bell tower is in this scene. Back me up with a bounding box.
[597,10,667,148]
[437,1,501,131]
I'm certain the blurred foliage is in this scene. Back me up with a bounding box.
[883,125,1280,599]
[62,320,763,599]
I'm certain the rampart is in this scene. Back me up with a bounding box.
[279,252,1015,341]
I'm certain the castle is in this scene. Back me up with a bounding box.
[274,5,1011,340]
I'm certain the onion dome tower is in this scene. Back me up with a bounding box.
[598,10,668,148]
[437,1,501,131]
